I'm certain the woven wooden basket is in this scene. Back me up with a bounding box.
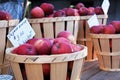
[77,14,108,61]
[5,45,87,80]
[90,33,120,71]
[28,16,80,41]
[0,19,19,74]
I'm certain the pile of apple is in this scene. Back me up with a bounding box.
[0,10,12,20]
[11,31,84,80]
[90,21,120,34]
[30,2,104,18]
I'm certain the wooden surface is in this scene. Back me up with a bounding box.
[81,60,120,80]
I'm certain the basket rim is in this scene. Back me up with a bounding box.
[0,19,19,28]
[5,45,87,64]
[90,33,120,38]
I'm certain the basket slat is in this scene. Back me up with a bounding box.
[51,62,67,80]
[11,62,23,80]
[0,28,6,65]
[43,22,54,38]
[73,20,79,41]
[70,59,83,80]
[25,64,43,80]
[112,39,120,69]
[66,21,74,34]
[31,23,42,38]
[55,21,65,37]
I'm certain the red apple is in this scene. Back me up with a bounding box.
[94,6,104,15]
[66,8,75,16]
[75,3,85,10]
[40,3,54,15]
[102,24,116,34]
[12,43,37,55]
[51,42,73,54]
[57,31,76,44]
[54,10,66,17]
[71,44,83,52]
[78,7,89,16]
[110,21,120,33]
[53,37,71,44]
[26,38,39,45]
[34,38,52,55]
[90,25,104,34]
[30,6,44,18]
[88,7,95,15]
[0,10,12,20]
[73,9,79,16]
[42,64,50,77]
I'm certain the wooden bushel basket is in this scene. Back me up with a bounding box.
[5,46,87,80]
[0,20,19,74]
[90,33,120,71]
[77,14,108,61]
[28,16,80,41]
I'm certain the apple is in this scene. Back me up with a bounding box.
[0,10,12,20]
[34,38,52,55]
[26,38,39,45]
[40,3,54,15]
[71,44,83,52]
[94,6,104,15]
[78,7,89,16]
[102,24,116,34]
[53,37,71,44]
[110,21,120,33]
[88,7,95,15]
[57,31,76,44]
[51,42,73,54]
[73,9,79,16]
[30,6,44,18]
[42,64,50,77]
[54,10,66,17]
[12,43,37,55]
[90,25,104,34]
[75,3,85,10]
[66,8,75,16]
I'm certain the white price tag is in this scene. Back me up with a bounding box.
[87,14,100,28]
[102,0,110,14]
[7,18,35,47]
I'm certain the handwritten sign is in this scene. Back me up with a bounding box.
[87,14,100,28]
[7,18,35,47]
[102,0,110,14]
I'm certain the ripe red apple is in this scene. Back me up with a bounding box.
[110,21,120,33]
[75,3,85,10]
[57,31,76,44]
[78,7,89,16]
[102,24,116,34]
[53,37,71,44]
[0,10,12,20]
[88,7,95,15]
[66,8,75,16]
[40,3,54,15]
[73,9,79,16]
[26,38,39,45]
[94,6,104,15]
[90,25,104,34]
[54,10,66,17]
[42,64,50,77]
[30,6,44,18]
[71,44,83,52]
[34,38,52,55]
[51,42,73,54]
[12,43,37,55]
